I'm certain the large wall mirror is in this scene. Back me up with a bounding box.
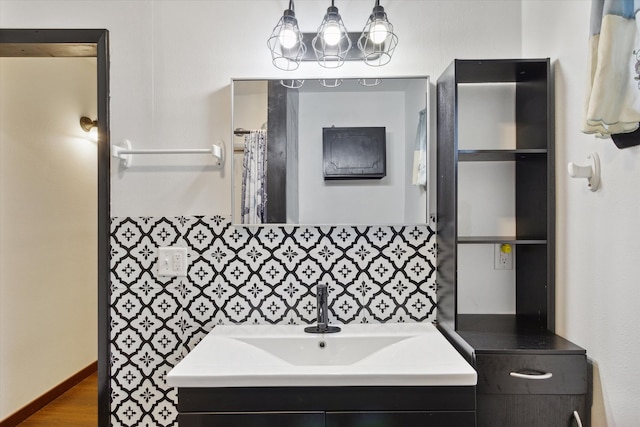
[232,77,430,226]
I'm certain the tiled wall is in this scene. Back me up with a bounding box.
[110,216,436,426]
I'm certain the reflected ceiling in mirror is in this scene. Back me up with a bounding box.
[232,77,430,226]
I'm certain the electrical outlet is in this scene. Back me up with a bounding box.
[158,247,188,277]
[494,243,513,270]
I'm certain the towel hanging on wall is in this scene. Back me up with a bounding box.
[583,0,640,146]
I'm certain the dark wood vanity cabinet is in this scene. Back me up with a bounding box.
[326,411,475,427]
[179,413,324,427]
[176,386,476,427]
[179,412,475,427]
[436,59,590,427]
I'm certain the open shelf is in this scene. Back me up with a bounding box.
[454,59,550,84]
[454,315,586,354]
[458,149,547,162]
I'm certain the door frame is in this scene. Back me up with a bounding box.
[0,29,110,427]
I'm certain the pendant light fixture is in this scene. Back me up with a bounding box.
[267,0,398,71]
[312,1,351,68]
[267,0,306,71]
[357,0,398,66]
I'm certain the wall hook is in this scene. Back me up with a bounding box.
[567,152,600,192]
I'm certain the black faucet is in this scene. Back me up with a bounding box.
[304,284,341,333]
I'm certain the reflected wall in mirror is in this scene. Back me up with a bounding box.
[232,77,430,225]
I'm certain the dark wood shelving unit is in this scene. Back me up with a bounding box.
[436,59,590,427]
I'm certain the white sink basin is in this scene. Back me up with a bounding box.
[166,322,477,388]
[234,334,409,366]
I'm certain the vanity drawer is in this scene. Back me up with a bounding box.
[476,353,587,395]
[178,412,324,427]
[327,411,476,427]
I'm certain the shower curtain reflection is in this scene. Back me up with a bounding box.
[241,130,268,224]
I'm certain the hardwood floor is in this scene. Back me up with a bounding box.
[17,372,98,426]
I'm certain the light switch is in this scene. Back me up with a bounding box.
[158,247,188,277]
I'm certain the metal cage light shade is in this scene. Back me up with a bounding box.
[268,0,306,71]
[312,1,351,68]
[319,78,343,88]
[280,79,305,89]
[357,0,398,66]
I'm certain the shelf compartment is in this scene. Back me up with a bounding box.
[454,59,550,84]
[458,149,546,162]
[455,241,550,327]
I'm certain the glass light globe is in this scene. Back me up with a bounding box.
[369,20,389,44]
[323,22,341,46]
[279,25,298,49]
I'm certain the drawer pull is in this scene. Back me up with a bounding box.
[573,410,583,427]
[509,370,553,380]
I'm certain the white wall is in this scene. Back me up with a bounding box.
[522,1,640,426]
[0,58,97,419]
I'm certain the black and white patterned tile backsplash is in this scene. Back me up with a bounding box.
[110,215,436,426]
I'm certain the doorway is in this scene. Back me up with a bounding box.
[0,29,110,427]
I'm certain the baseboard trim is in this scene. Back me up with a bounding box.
[0,361,97,427]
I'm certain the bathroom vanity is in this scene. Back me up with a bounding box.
[167,323,477,427]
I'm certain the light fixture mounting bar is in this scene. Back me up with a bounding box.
[300,32,380,62]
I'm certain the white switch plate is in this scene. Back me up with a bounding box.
[158,247,188,277]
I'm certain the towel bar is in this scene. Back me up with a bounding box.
[112,139,224,168]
